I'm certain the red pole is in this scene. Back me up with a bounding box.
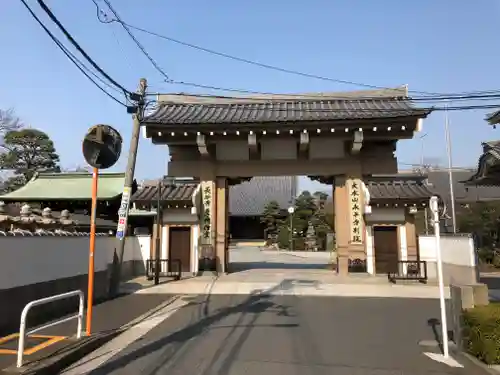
[86,168,98,335]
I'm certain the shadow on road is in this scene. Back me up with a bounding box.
[87,280,299,375]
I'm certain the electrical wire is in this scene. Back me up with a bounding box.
[100,0,170,80]
[36,0,132,97]
[120,22,446,96]
[89,1,500,109]
[99,17,500,99]
[20,0,128,107]
[90,1,500,103]
[163,80,500,103]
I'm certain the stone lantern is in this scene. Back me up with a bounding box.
[12,203,36,231]
[305,221,318,252]
[58,209,75,232]
[36,207,57,231]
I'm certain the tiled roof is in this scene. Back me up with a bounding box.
[0,172,128,201]
[229,176,297,216]
[131,182,197,203]
[486,110,500,125]
[462,141,500,186]
[145,88,431,125]
[365,175,435,202]
[425,169,500,201]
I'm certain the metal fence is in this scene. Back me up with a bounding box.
[145,259,182,281]
[387,260,428,283]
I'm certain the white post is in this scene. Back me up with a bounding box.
[444,103,457,233]
[77,292,84,339]
[16,310,27,368]
[16,290,85,368]
[430,196,449,358]
[288,206,295,251]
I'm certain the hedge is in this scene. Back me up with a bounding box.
[462,303,500,365]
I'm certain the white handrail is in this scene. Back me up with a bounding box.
[17,290,84,368]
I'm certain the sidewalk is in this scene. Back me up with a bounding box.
[0,280,177,374]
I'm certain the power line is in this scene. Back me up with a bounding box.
[101,18,500,99]
[20,0,127,107]
[36,0,132,97]
[122,23,445,96]
[90,2,500,106]
[90,2,500,103]
[100,0,170,80]
[162,80,500,103]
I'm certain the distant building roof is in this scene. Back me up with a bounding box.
[0,172,129,201]
[131,179,198,204]
[486,110,500,125]
[425,169,500,201]
[146,87,431,126]
[365,174,435,203]
[229,176,296,216]
[462,141,500,187]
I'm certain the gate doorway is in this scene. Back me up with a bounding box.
[373,226,399,274]
[169,227,191,273]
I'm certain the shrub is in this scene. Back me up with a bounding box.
[462,303,500,365]
[493,254,500,268]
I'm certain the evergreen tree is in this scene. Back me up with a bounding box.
[0,128,60,192]
[261,200,282,238]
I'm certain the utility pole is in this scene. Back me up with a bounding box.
[109,78,147,297]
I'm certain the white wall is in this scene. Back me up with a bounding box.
[418,234,477,283]
[0,236,150,290]
[418,235,476,267]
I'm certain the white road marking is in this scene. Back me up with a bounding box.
[60,297,188,375]
[423,352,463,368]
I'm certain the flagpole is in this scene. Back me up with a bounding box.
[444,101,457,233]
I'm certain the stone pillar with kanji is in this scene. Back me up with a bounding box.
[334,175,366,275]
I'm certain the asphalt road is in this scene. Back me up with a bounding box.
[79,294,488,375]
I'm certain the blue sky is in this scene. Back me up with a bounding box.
[1,0,499,193]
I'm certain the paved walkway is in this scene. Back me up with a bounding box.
[0,286,176,372]
[62,293,487,374]
[230,246,332,272]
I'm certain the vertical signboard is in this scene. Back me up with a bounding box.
[116,186,131,239]
[348,179,363,244]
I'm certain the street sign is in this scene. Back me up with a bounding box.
[116,186,131,239]
[82,124,123,169]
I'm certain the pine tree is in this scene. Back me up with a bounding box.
[0,128,60,192]
[261,200,282,238]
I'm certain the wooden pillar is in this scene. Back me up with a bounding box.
[215,177,228,274]
[225,181,230,272]
[334,176,349,275]
[405,213,418,260]
[151,223,158,260]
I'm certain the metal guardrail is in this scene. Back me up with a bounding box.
[387,260,428,284]
[146,259,182,281]
[17,290,84,368]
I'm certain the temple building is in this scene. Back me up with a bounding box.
[139,86,436,276]
[0,172,137,233]
[131,173,435,275]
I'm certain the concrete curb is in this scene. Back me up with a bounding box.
[1,295,180,375]
[458,352,500,375]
